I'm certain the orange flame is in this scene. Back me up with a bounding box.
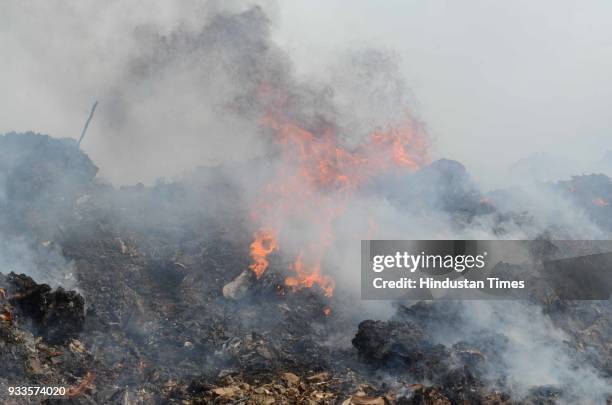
[285,254,335,297]
[248,85,429,296]
[249,229,278,279]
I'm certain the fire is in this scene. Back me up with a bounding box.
[593,197,609,207]
[285,254,335,297]
[249,229,278,279]
[248,85,429,296]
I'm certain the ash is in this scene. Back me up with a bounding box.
[0,133,610,404]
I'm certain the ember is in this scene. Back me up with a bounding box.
[66,371,96,397]
[0,310,12,324]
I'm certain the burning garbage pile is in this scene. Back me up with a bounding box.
[0,131,610,404]
[224,84,430,303]
[0,5,611,403]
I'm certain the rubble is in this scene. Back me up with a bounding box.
[0,277,95,403]
[169,372,341,404]
[1,272,84,345]
[0,132,610,403]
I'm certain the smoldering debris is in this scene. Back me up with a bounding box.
[0,132,609,404]
[1,1,610,403]
[2,272,84,345]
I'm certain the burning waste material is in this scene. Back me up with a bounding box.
[0,3,611,404]
[0,131,610,403]
[228,85,430,301]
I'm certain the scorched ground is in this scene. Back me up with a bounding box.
[0,133,610,404]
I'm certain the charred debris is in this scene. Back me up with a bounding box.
[0,132,610,404]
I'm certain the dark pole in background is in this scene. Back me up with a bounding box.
[77,101,98,148]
